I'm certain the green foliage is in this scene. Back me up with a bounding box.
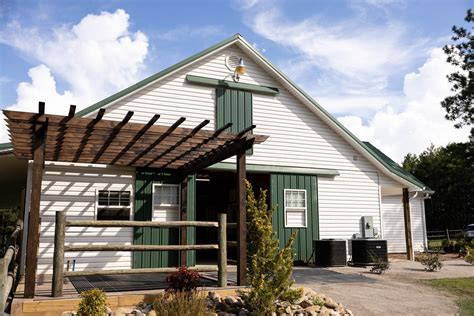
[241,180,300,315]
[153,292,212,316]
[0,208,20,257]
[425,277,474,316]
[77,289,108,316]
[165,266,201,293]
[402,142,473,231]
[464,241,474,265]
[312,296,325,307]
[368,251,390,274]
[442,8,474,131]
[417,250,443,272]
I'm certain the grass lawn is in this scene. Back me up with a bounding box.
[424,277,474,316]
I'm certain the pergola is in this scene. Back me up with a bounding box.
[4,102,268,297]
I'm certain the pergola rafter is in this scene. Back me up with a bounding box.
[3,102,268,296]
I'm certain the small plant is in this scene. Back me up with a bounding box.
[464,243,474,265]
[153,292,212,316]
[368,251,390,274]
[165,265,201,293]
[77,288,108,316]
[312,296,325,307]
[417,249,443,272]
[279,287,304,304]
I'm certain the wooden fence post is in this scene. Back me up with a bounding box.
[52,211,66,297]
[218,213,227,287]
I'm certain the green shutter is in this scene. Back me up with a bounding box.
[270,174,319,262]
[215,87,253,154]
[133,169,181,268]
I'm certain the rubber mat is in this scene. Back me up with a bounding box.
[69,273,216,293]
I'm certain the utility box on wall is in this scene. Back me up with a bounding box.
[361,216,374,238]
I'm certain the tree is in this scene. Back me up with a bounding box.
[402,142,473,230]
[241,180,301,315]
[442,8,474,132]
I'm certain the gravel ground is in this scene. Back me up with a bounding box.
[293,259,474,315]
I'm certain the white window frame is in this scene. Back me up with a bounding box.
[284,189,307,228]
[152,183,181,221]
[95,189,133,220]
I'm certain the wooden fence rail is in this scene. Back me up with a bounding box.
[52,211,227,297]
[427,229,463,241]
[0,220,23,314]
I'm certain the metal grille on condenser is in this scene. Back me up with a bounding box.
[69,273,216,293]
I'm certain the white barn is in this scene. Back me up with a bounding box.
[0,34,431,278]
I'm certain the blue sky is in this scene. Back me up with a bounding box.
[0,0,471,160]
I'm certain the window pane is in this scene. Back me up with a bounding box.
[109,191,120,206]
[286,210,305,227]
[98,191,108,206]
[120,191,131,206]
[97,208,130,221]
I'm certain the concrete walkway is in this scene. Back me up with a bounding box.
[293,259,474,316]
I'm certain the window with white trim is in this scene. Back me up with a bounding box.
[97,190,131,220]
[152,184,180,222]
[284,189,307,228]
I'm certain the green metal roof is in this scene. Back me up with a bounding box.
[363,142,431,191]
[0,142,12,151]
[1,33,428,190]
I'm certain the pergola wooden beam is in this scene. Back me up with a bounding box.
[144,119,210,168]
[4,105,268,294]
[110,114,160,165]
[92,111,134,163]
[53,105,76,160]
[73,109,105,162]
[127,116,186,166]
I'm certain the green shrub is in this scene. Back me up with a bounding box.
[312,296,325,307]
[165,266,201,293]
[239,180,300,315]
[77,289,108,316]
[465,243,474,265]
[417,250,443,272]
[368,251,390,274]
[153,292,212,316]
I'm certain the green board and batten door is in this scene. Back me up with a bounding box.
[270,174,319,262]
[133,170,196,268]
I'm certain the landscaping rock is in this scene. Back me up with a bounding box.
[324,299,338,309]
[300,298,313,308]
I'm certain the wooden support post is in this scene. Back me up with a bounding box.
[180,176,188,266]
[52,211,65,297]
[24,118,47,298]
[236,151,247,286]
[218,213,227,287]
[402,188,414,261]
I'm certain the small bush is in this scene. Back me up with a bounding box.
[77,289,108,316]
[279,287,304,304]
[465,244,474,265]
[153,292,212,316]
[165,266,201,293]
[368,251,390,274]
[418,250,443,272]
[312,296,325,307]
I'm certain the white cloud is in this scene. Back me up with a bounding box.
[0,9,148,102]
[0,65,81,142]
[249,8,426,95]
[338,49,470,161]
[0,9,149,143]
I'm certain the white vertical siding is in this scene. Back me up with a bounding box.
[381,195,427,253]
[37,163,135,274]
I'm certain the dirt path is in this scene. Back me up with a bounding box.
[293,259,473,315]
